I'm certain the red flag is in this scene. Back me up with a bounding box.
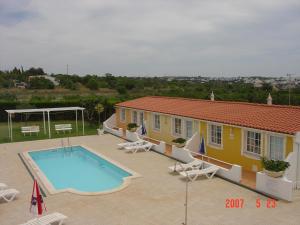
[30,179,46,215]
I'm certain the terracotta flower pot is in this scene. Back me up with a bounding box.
[263,169,284,178]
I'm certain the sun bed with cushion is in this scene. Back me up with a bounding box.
[0,188,19,202]
[21,126,40,136]
[180,165,219,181]
[117,139,145,149]
[125,142,153,153]
[0,183,7,190]
[20,212,68,225]
[168,159,203,173]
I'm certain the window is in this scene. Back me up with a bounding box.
[139,112,144,125]
[209,124,222,146]
[173,118,182,136]
[269,135,284,160]
[245,131,261,155]
[185,120,193,139]
[153,114,160,131]
[132,111,138,124]
[120,108,126,122]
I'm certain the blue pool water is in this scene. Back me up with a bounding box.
[29,146,132,192]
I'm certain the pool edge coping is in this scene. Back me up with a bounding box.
[22,145,142,196]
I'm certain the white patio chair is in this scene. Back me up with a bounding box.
[125,142,153,153]
[0,188,19,202]
[168,159,203,173]
[0,183,7,190]
[180,165,219,181]
[117,140,145,149]
[20,212,68,225]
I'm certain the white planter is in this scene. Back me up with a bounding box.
[263,169,284,178]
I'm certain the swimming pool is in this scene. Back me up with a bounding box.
[24,146,139,195]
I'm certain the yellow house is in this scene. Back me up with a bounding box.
[114,96,300,172]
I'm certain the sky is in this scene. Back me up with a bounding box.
[0,0,300,76]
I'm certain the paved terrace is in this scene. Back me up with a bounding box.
[1,134,300,225]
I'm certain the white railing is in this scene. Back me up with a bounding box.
[170,133,242,183]
[256,172,293,201]
[152,141,166,154]
[103,114,123,137]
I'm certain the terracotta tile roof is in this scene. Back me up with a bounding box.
[116,96,300,135]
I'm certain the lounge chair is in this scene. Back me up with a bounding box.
[117,140,145,149]
[20,212,67,225]
[168,159,203,173]
[125,142,153,153]
[180,165,219,181]
[0,188,19,202]
[0,183,7,190]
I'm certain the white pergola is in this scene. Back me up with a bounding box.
[6,107,85,141]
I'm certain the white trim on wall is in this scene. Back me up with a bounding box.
[120,108,126,123]
[207,122,223,150]
[241,128,263,160]
[152,113,161,132]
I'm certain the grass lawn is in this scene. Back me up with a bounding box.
[0,120,99,144]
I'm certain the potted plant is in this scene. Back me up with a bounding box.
[261,157,290,178]
[127,123,138,132]
[172,138,186,148]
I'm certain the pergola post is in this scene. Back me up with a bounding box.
[10,113,13,142]
[43,111,46,135]
[75,110,78,134]
[82,109,85,135]
[47,111,51,139]
[8,113,10,139]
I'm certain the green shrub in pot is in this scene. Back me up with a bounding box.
[127,123,138,132]
[172,138,186,148]
[261,157,290,178]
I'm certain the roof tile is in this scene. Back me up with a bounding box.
[116,96,300,135]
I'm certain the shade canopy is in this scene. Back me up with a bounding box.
[6,107,85,141]
[5,107,84,114]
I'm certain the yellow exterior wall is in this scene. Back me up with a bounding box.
[115,106,295,172]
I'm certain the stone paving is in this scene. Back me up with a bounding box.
[0,134,300,225]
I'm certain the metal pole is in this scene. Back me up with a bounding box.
[287,74,291,105]
[47,111,51,139]
[10,114,13,141]
[82,110,85,135]
[8,113,10,140]
[43,111,46,135]
[183,173,189,225]
[75,110,78,134]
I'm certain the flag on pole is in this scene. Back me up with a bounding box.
[30,179,46,216]
[199,136,205,155]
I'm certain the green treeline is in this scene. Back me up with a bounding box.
[1,67,300,123]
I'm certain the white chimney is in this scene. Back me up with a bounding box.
[210,91,215,101]
[267,93,272,105]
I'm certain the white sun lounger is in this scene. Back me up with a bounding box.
[168,159,203,173]
[0,188,19,202]
[117,140,145,149]
[20,212,68,225]
[0,183,7,190]
[125,142,153,153]
[180,165,219,181]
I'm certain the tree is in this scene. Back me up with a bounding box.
[86,78,99,90]
[29,77,54,89]
[95,103,104,127]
